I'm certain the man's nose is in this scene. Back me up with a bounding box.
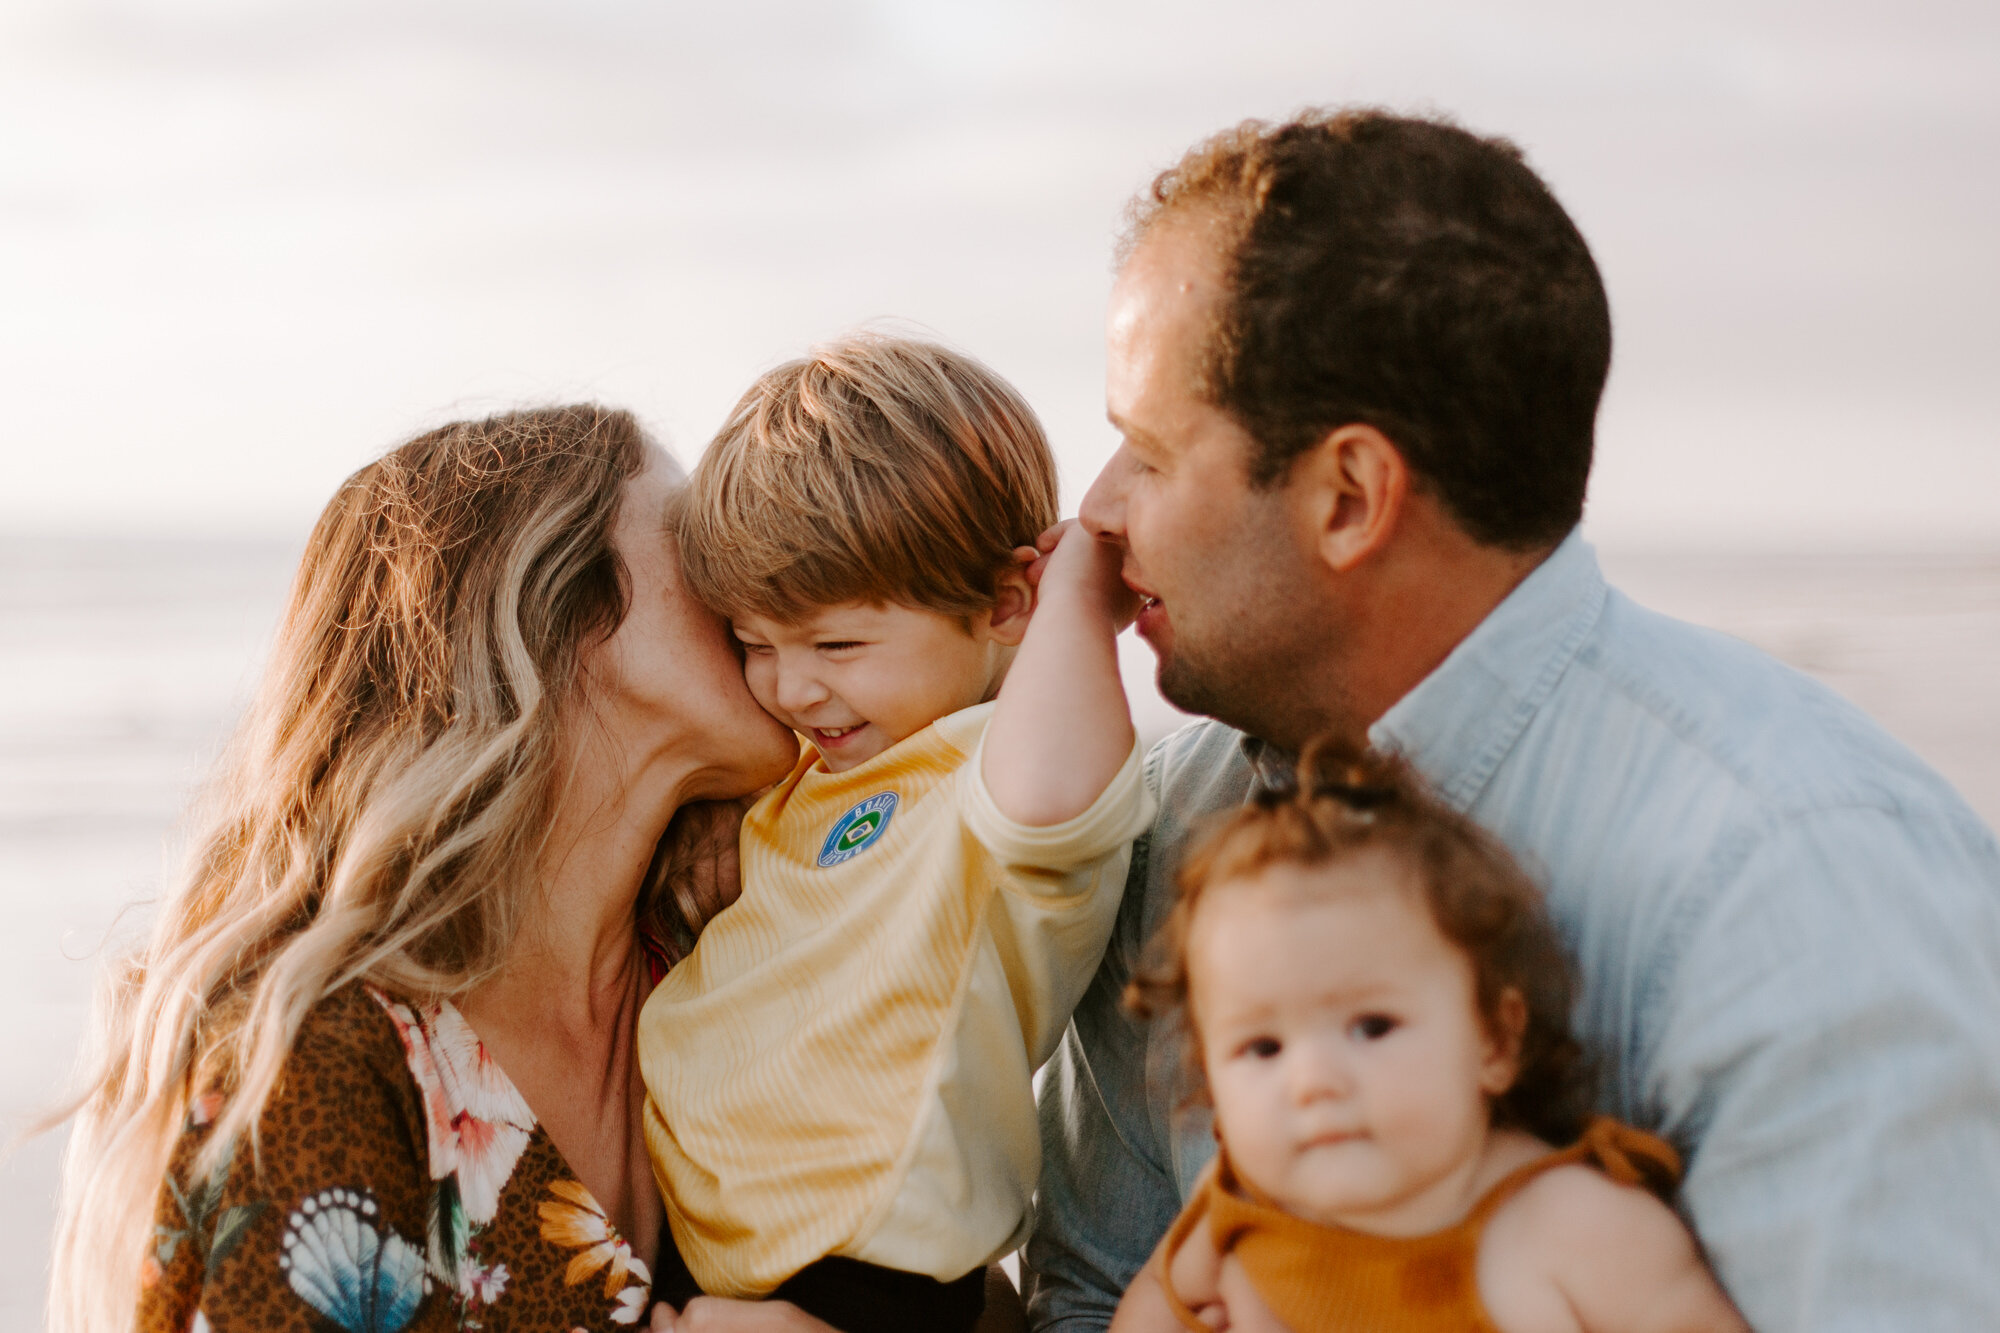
[1078,448,1129,542]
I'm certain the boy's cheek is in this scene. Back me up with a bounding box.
[741,662,783,717]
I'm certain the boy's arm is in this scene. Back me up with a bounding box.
[982,520,1139,827]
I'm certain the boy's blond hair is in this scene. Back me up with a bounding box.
[677,333,1060,622]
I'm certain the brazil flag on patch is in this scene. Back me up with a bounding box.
[818,792,899,867]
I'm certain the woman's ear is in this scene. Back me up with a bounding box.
[1479,987,1529,1097]
[981,550,1037,646]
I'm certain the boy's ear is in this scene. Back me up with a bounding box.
[982,555,1036,647]
[1479,987,1529,1098]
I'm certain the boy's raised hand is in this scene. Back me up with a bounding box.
[1022,519,1142,631]
[983,517,1139,829]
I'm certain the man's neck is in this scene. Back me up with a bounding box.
[1264,528,1554,755]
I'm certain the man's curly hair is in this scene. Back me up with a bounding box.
[1123,109,1611,551]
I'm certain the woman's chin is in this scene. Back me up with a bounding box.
[738,720,804,787]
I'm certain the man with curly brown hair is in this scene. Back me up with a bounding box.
[1024,109,2000,1332]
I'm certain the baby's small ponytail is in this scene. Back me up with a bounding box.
[1125,734,1595,1145]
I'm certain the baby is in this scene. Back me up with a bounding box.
[638,334,1152,1333]
[1112,743,1748,1333]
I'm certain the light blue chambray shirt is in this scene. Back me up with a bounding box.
[1024,532,2000,1331]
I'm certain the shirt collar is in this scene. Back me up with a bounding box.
[1235,730,1295,798]
[1367,529,1608,812]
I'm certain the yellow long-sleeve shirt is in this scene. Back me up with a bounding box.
[638,701,1154,1298]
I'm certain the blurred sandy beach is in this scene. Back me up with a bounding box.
[1,533,1994,1328]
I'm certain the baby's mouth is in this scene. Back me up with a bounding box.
[814,724,865,741]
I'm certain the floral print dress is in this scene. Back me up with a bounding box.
[139,983,653,1332]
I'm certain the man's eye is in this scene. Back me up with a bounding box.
[1239,1037,1281,1060]
[1351,1014,1398,1041]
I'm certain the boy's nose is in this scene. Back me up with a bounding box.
[774,664,830,714]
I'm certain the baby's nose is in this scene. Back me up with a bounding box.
[1292,1043,1355,1101]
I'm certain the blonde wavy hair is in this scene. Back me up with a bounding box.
[46,404,677,1331]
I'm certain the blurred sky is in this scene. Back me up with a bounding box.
[3,0,1997,545]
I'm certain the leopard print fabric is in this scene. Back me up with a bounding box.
[139,983,653,1332]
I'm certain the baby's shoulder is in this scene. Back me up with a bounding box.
[1490,1156,1681,1251]
[1480,1158,1726,1333]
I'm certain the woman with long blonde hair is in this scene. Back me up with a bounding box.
[47,405,803,1331]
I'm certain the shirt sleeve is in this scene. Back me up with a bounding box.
[138,989,448,1333]
[960,734,1157,1067]
[1021,825,1188,1333]
[959,731,1157,890]
[1647,805,2000,1331]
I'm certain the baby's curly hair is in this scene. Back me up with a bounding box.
[1126,739,1592,1145]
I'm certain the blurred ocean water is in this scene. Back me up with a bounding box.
[1,535,1995,1328]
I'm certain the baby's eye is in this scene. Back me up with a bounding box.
[1350,1014,1399,1041]
[738,642,774,656]
[1237,1036,1282,1060]
[817,640,864,653]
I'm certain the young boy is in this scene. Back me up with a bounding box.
[638,334,1154,1333]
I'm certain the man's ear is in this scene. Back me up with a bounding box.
[981,557,1035,647]
[1290,423,1411,574]
[1479,986,1529,1098]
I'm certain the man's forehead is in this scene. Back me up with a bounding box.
[1121,202,1238,288]
[1118,220,1227,308]
[1108,220,1227,403]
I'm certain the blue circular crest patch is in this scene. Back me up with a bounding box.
[818,792,898,867]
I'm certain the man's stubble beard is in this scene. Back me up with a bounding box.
[1152,562,1345,752]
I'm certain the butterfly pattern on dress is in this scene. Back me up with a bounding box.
[137,984,655,1333]
[278,1188,431,1333]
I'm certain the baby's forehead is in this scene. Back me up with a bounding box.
[1201,850,1429,915]
[1188,861,1459,983]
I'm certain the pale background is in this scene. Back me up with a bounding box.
[2,0,1996,1327]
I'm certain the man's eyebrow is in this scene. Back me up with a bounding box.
[1107,410,1160,449]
